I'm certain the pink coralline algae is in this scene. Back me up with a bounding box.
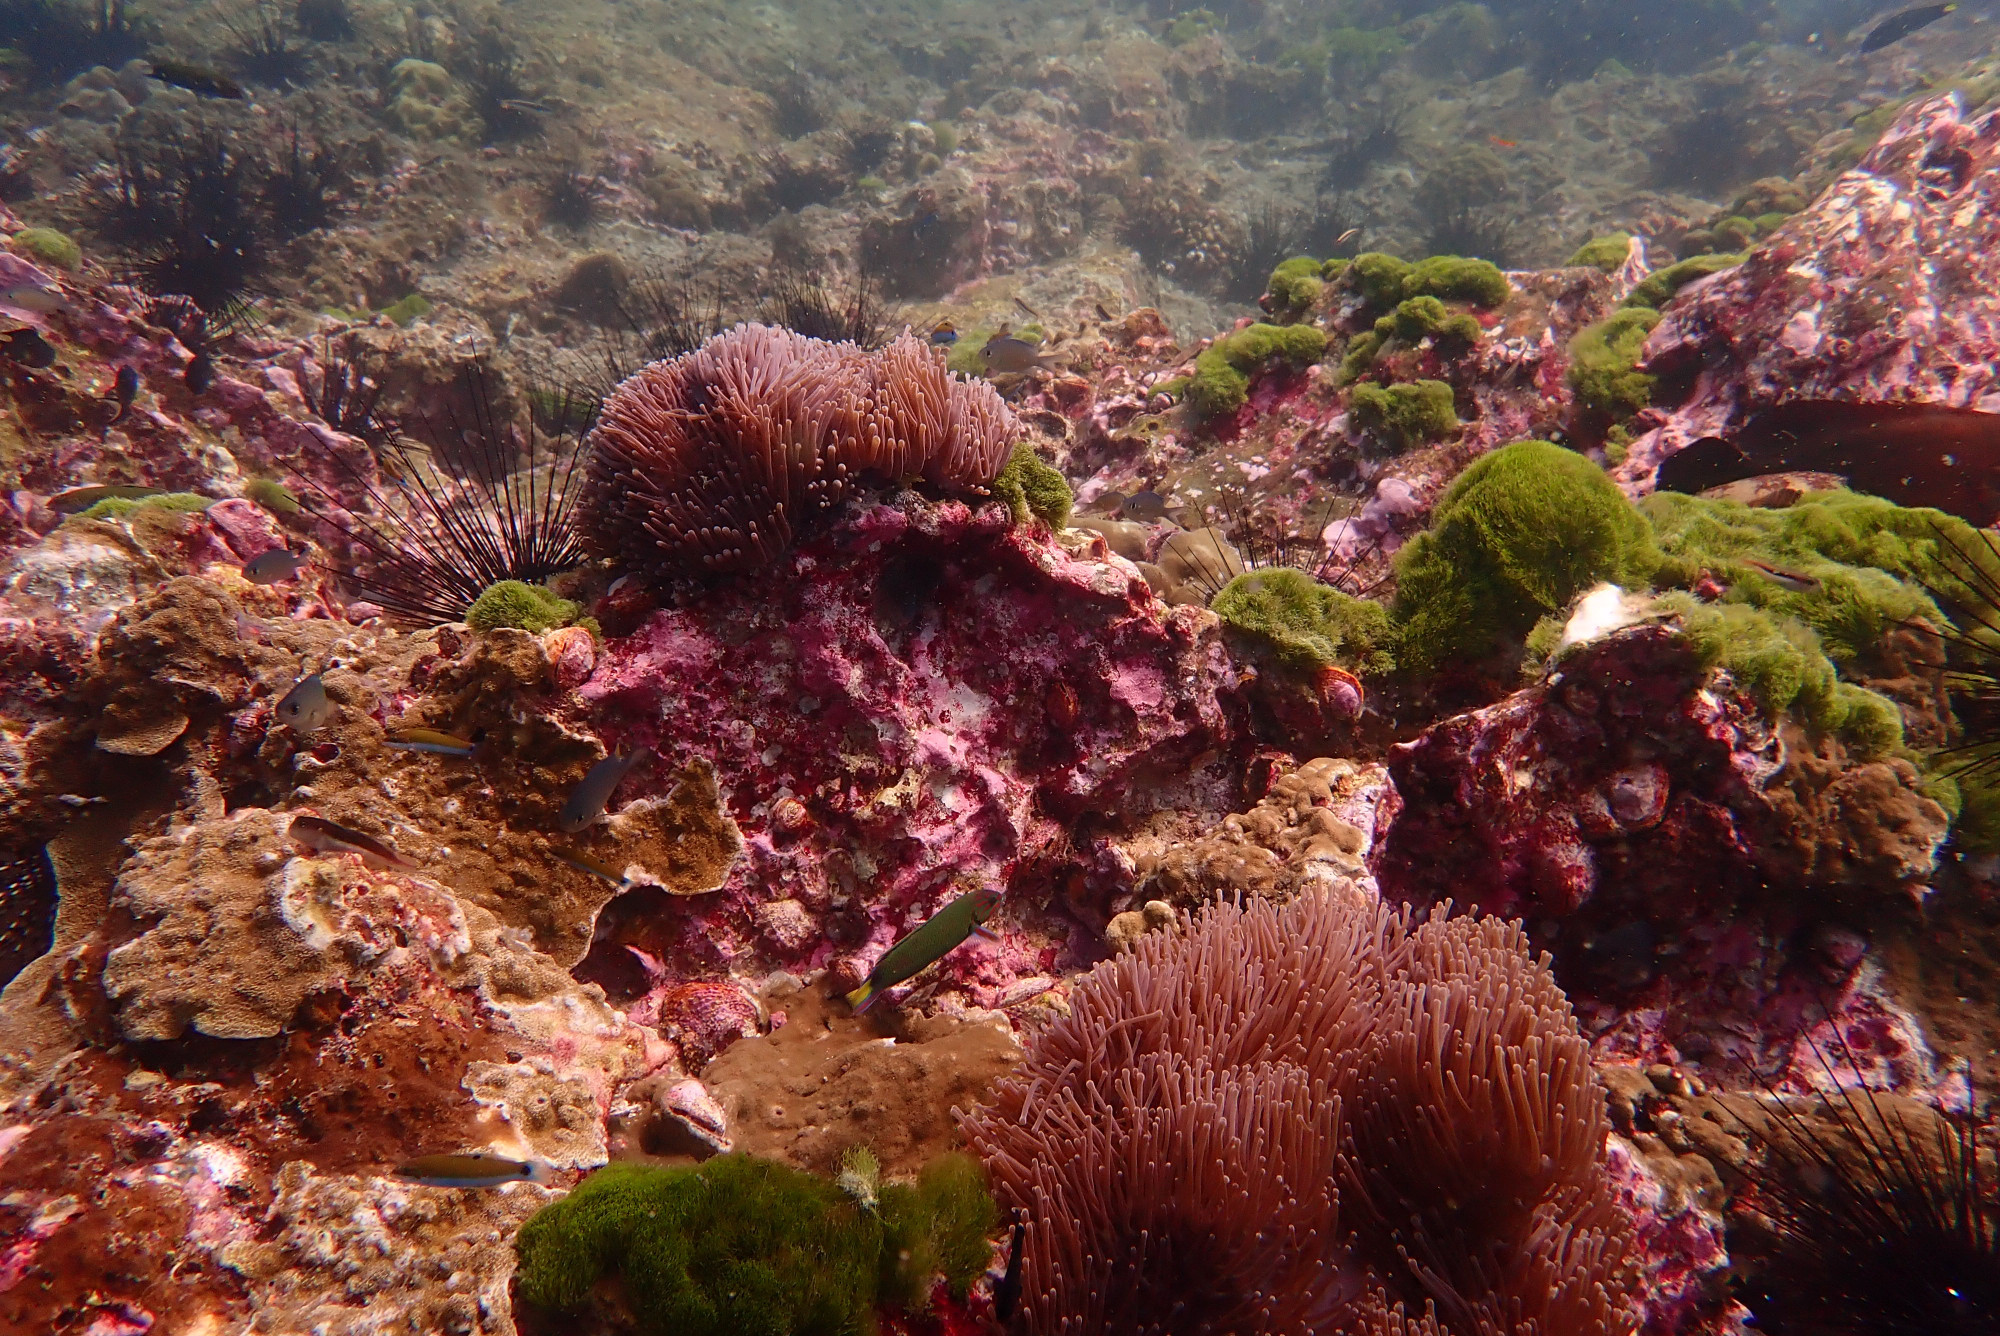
[573,496,1245,1010]
[1373,626,1948,1072]
[1618,92,2000,492]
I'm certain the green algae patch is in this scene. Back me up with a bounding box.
[991,442,1072,530]
[80,492,213,520]
[378,293,433,326]
[1566,233,1630,273]
[11,227,79,270]
[1403,255,1510,308]
[1654,593,1903,757]
[514,1152,996,1334]
[246,477,300,515]
[1348,379,1458,452]
[1393,440,1662,673]
[1350,252,1411,308]
[1185,322,1327,419]
[1623,252,1744,310]
[466,580,579,634]
[1266,256,1329,320]
[1566,307,1662,418]
[1211,567,1394,676]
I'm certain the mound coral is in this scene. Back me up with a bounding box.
[512,1151,995,1333]
[579,323,1016,580]
[1393,440,1663,673]
[957,891,1639,1336]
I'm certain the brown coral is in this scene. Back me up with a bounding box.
[578,323,1017,580]
[957,892,1639,1336]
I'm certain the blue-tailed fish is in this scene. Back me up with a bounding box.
[386,727,481,758]
[243,548,310,585]
[846,887,1003,1013]
[275,672,333,732]
[559,747,651,833]
[288,814,420,871]
[394,1152,554,1188]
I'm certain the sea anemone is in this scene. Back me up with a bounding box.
[577,322,1016,581]
[957,892,1639,1336]
[297,358,588,625]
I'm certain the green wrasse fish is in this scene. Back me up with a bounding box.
[386,728,481,758]
[394,1153,554,1188]
[846,886,1003,1014]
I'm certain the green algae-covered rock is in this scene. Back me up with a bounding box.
[1211,567,1395,675]
[1566,307,1662,418]
[513,1153,995,1335]
[991,442,1072,530]
[80,492,213,520]
[1266,256,1328,319]
[12,227,80,270]
[1402,255,1511,308]
[1623,252,1744,310]
[1566,233,1631,272]
[1348,379,1459,452]
[1184,322,1328,418]
[466,580,579,634]
[1393,440,1661,672]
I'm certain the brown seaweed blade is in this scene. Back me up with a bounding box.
[1656,401,2000,526]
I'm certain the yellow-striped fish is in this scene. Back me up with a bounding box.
[846,887,1003,1013]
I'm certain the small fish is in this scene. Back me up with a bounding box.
[48,483,164,514]
[979,336,1062,376]
[1487,135,1518,149]
[1090,490,1128,516]
[386,727,481,758]
[1335,227,1362,247]
[3,284,65,314]
[559,747,651,833]
[1012,296,1042,320]
[243,547,310,585]
[551,847,630,886]
[1121,490,1170,522]
[846,886,1003,1013]
[1093,302,1115,322]
[0,326,54,367]
[106,364,138,424]
[150,61,245,99]
[288,814,420,871]
[1740,557,1821,593]
[184,351,215,394]
[928,320,958,346]
[994,1212,1026,1323]
[1860,2,1956,51]
[275,672,334,732]
[497,98,550,114]
[394,1153,554,1188]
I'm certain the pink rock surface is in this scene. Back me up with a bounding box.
[1619,92,2000,490]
